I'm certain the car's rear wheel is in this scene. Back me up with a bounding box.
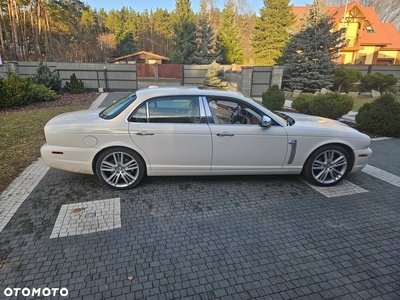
[95,147,145,189]
[303,145,350,186]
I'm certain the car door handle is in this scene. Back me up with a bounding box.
[136,132,155,136]
[216,133,235,137]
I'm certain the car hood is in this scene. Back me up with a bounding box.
[46,108,104,126]
[280,111,368,137]
[281,111,348,128]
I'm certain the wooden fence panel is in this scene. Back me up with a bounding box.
[136,63,155,78]
[159,64,181,79]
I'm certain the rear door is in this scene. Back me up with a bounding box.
[128,96,212,172]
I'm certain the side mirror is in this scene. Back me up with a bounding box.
[260,115,272,127]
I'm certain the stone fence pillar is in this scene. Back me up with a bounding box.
[240,67,253,96]
[271,66,284,89]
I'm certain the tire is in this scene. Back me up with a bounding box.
[303,145,350,186]
[95,147,145,190]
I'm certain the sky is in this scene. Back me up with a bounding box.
[85,0,313,13]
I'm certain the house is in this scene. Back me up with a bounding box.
[293,1,400,65]
[108,51,169,64]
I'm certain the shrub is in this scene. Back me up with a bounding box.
[30,84,59,102]
[0,73,33,108]
[262,84,285,111]
[360,72,397,92]
[333,67,362,92]
[356,93,400,137]
[204,62,227,87]
[309,92,353,119]
[64,73,85,94]
[31,61,62,92]
[291,94,314,114]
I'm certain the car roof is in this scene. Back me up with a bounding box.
[135,86,247,100]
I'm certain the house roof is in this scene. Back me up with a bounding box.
[381,23,400,50]
[292,1,400,49]
[113,51,169,62]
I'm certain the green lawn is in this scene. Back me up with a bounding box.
[352,98,374,111]
[0,105,88,194]
[352,97,400,111]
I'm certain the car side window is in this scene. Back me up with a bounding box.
[208,99,262,125]
[130,103,147,123]
[130,96,201,123]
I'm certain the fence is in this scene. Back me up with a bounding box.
[181,65,284,98]
[136,63,181,79]
[342,65,400,82]
[0,61,138,91]
[2,60,399,94]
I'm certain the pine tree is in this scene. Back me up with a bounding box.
[281,2,346,91]
[170,0,197,64]
[252,0,295,66]
[115,33,137,56]
[216,0,244,64]
[192,0,222,64]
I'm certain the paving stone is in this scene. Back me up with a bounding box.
[0,102,399,299]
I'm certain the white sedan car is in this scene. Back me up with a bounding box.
[41,87,372,190]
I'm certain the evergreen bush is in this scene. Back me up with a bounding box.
[333,67,362,92]
[291,94,315,114]
[356,93,400,137]
[360,73,398,92]
[262,84,285,111]
[0,73,33,108]
[204,62,227,87]
[64,73,85,94]
[31,61,62,92]
[309,92,353,119]
[30,84,59,102]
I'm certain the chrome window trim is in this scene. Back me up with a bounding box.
[145,101,149,121]
[200,96,214,124]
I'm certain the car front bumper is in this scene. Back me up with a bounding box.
[351,147,372,173]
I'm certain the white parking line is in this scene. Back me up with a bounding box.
[0,94,105,233]
[303,179,368,198]
[362,164,400,188]
[0,158,49,232]
[50,198,121,238]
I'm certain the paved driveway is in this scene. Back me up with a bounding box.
[0,94,399,299]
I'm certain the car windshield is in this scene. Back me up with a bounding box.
[247,97,288,125]
[275,111,295,126]
[100,93,137,119]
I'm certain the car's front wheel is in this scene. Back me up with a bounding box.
[95,147,145,189]
[303,145,350,186]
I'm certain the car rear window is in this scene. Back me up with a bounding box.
[100,93,137,119]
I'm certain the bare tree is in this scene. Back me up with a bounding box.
[326,0,400,28]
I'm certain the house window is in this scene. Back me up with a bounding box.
[365,26,374,33]
[356,57,365,65]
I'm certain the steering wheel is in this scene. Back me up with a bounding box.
[229,106,241,124]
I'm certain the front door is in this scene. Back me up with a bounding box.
[207,98,288,171]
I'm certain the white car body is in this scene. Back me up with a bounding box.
[41,87,372,189]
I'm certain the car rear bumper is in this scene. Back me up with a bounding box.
[351,147,372,173]
[40,144,97,175]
